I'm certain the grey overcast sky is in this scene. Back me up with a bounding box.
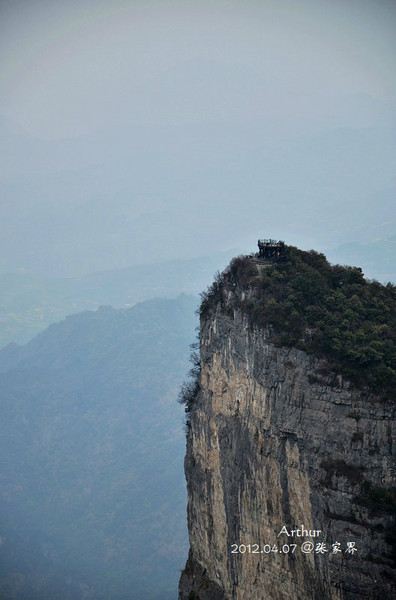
[1,0,395,276]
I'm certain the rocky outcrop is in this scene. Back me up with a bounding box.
[179,262,396,599]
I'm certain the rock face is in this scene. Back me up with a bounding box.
[179,262,396,599]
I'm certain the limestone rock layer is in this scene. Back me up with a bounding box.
[179,278,396,599]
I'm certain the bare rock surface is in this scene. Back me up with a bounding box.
[180,282,396,599]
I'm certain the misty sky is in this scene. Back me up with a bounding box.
[1,0,395,276]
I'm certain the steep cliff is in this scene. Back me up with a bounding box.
[179,248,396,600]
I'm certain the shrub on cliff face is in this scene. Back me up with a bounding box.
[178,340,201,423]
[202,247,396,397]
[355,482,396,514]
[200,271,224,317]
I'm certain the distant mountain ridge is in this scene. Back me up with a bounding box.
[0,251,234,348]
[327,234,396,284]
[0,295,197,599]
[1,239,395,351]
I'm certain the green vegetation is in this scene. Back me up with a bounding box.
[201,246,396,397]
[178,339,201,425]
[355,482,396,564]
[355,482,396,515]
[320,459,365,486]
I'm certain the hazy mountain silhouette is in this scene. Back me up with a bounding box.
[328,234,396,284]
[0,252,233,349]
[0,295,197,599]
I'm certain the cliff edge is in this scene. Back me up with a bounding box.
[179,247,396,599]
